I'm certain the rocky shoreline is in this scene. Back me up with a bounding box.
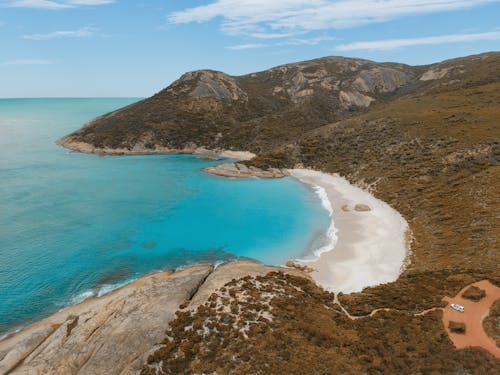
[0,260,307,375]
[205,162,288,178]
[57,137,256,161]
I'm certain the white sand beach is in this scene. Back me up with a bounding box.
[289,169,410,294]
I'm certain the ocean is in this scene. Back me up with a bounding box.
[0,98,330,336]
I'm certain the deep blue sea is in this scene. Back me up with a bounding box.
[0,98,330,336]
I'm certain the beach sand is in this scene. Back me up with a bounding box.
[289,169,410,294]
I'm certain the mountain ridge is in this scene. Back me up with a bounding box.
[59,53,499,156]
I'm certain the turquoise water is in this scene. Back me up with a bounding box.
[0,98,330,335]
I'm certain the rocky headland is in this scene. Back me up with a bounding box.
[0,261,307,374]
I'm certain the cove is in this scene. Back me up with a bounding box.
[0,98,330,336]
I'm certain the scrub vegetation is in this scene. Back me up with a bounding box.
[63,52,500,372]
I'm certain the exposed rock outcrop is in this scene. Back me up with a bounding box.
[0,266,212,375]
[57,55,423,155]
[339,90,374,108]
[353,67,411,93]
[420,67,450,81]
[354,204,372,212]
[285,260,315,273]
[0,261,307,375]
[205,162,289,178]
[189,260,307,309]
[167,70,248,102]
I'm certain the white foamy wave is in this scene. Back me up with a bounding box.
[0,326,22,341]
[70,290,95,305]
[97,279,134,297]
[312,185,333,216]
[68,279,136,305]
[312,221,338,258]
[298,184,338,263]
[214,260,225,269]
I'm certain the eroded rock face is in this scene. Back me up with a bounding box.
[339,90,374,108]
[353,67,411,93]
[168,70,247,102]
[420,68,450,81]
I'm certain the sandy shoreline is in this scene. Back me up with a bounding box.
[289,169,410,294]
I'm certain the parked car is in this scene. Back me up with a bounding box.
[450,303,465,313]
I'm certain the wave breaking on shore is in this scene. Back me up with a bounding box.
[299,184,339,261]
[289,169,410,293]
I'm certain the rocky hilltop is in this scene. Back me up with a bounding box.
[52,52,500,372]
[59,55,423,154]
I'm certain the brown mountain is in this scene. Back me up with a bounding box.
[58,55,426,154]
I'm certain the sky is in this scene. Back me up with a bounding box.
[0,0,499,97]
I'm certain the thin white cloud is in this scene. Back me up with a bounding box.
[69,0,113,4]
[4,0,113,9]
[226,43,267,50]
[249,32,298,39]
[23,26,97,40]
[279,35,337,46]
[168,0,499,36]
[337,30,500,51]
[4,59,53,65]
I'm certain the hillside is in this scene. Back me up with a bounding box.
[58,52,500,372]
[59,56,422,153]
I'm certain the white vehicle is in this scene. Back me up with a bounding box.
[450,303,465,313]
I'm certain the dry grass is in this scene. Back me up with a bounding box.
[484,299,500,348]
[142,272,500,374]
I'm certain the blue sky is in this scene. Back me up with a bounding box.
[1,0,499,97]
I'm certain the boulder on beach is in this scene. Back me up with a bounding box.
[354,204,371,212]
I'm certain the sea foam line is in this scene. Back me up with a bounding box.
[298,184,338,262]
[69,279,137,305]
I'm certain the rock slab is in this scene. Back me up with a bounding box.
[0,265,212,375]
